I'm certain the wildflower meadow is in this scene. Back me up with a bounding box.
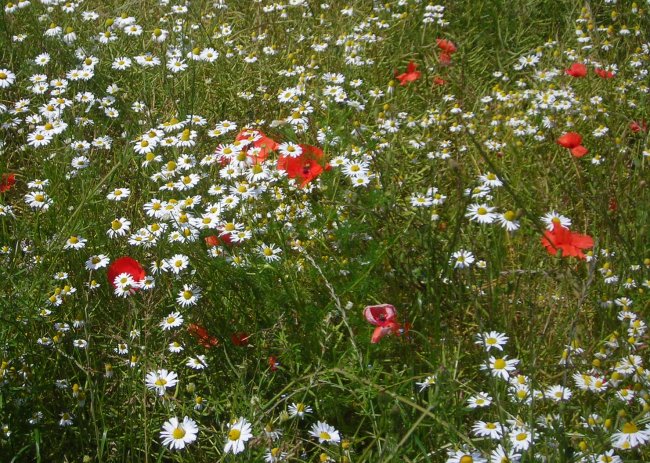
[1,0,649,461]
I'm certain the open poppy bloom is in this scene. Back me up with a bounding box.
[0,173,15,193]
[236,129,278,164]
[557,132,588,158]
[594,68,614,79]
[395,61,421,86]
[277,144,330,187]
[107,256,146,289]
[364,304,401,343]
[566,63,587,78]
[541,224,594,260]
[188,323,219,349]
[436,38,457,66]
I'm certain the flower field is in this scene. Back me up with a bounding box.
[0,0,649,461]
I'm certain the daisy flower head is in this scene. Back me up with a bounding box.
[176,284,201,307]
[509,427,532,451]
[186,355,208,370]
[541,210,571,230]
[64,235,87,250]
[160,311,184,330]
[145,369,179,396]
[224,417,253,455]
[416,375,437,392]
[160,416,198,450]
[451,249,475,269]
[277,142,303,158]
[288,402,312,419]
[106,187,131,201]
[467,392,493,408]
[258,243,282,262]
[611,421,650,450]
[309,421,341,445]
[481,355,519,380]
[446,448,487,463]
[475,331,509,351]
[466,203,497,224]
[497,210,520,232]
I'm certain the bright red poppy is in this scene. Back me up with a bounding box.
[364,304,401,344]
[0,173,15,193]
[566,63,587,78]
[594,68,614,79]
[436,38,457,54]
[541,224,594,260]
[205,233,232,247]
[557,132,588,158]
[395,61,421,86]
[277,144,330,187]
[188,323,219,349]
[236,129,278,164]
[106,256,146,289]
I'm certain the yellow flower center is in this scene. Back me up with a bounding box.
[477,207,488,215]
[460,456,473,463]
[622,422,638,434]
[36,134,45,141]
[69,236,79,244]
[181,129,191,141]
[172,427,186,439]
[493,358,506,369]
[228,429,241,441]
[486,422,496,429]
[503,210,516,221]
[0,72,6,80]
[263,248,273,256]
[319,431,331,440]
[34,194,45,202]
[182,291,192,300]
[111,220,122,230]
[167,317,176,324]
[486,337,497,345]
[516,432,528,441]
[154,378,167,386]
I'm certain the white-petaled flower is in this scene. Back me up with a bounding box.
[466,203,497,224]
[416,375,437,392]
[451,250,475,269]
[224,417,253,455]
[611,422,650,450]
[25,191,53,210]
[467,392,492,408]
[475,331,509,351]
[160,312,184,330]
[167,254,189,274]
[160,416,198,450]
[509,427,532,451]
[497,210,520,232]
[186,355,208,370]
[472,420,503,440]
[541,210,571,230]
[107,217,131,238]
[288,402,312,419]
[446,448,487,463]
[544,384,572,402]
[177,284,201,307]
[106,188,131,201]
[481,355,519,380]
[145,369,179,396]
[64,235,87,250]
[277,142,302,158]
[257,243,282,262]
[0,69,16,88]
[309,421,341,445]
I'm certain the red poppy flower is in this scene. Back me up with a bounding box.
[594,68,614,79]
[557,132,588,158]
[630,120,647,133]
[0,173,15,193]
[188,323,219,349]
[433,76,446,86]
[566,63,587,78]
[231,332,251,346]
[541,224,594,260]
[277,144,330,187]
[436,39,457,54]
[106,256,145,289]
[364,304,401,343]
[268,356,279,372]
[205,233,232,247]
[236,129,278,164]
[395,61,421,86]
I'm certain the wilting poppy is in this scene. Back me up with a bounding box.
[364,304,401,343]
[541,224,594,260]
[557,132,588,158]
[231,332,251,346]
[630,120,647,133]
[566,63,587,78]
[188,323,219,349]
[268,356,279,372]
[107,256,146,289]
[395,61,421,86]
[277,144,330,187]
[0,173,15,193]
